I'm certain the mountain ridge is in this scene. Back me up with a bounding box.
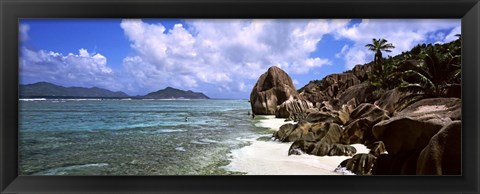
[19,82,210,99]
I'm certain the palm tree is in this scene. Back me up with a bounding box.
[365,38,395,89]
[455,34,461,40]
[399,47,460,97]
[365,38,395,66]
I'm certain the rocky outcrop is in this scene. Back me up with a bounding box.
[250,66,313,118]
[299,81,330,105]
[366,98,461,175]
[372,98,461,155]
[305,112,343,125]
[368,141,387,157]
[352,64,373,82]
[276,99,314,120]
[416,121,461,175]
[250,66,299,115]
[374,88,415,116]
[337,83,377,106]
[338,153,377,175]
[322,73,361,99]
[340,103,390,145]
[289,141,356,157]
[299,73,363,104]
[274,121,343,143]
[286,121,356,157]
[395,98,461,120]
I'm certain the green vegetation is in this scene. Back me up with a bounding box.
[298,36,461,100]
[366,36,461,98]
[398,46,461,98]
[365,38,395,66]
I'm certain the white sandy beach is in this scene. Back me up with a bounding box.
[224,115,370,175]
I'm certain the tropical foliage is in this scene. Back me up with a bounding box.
[398,46,461,97]
[365,36,461,98]
[365,38,395,67]
[365,38,396,89]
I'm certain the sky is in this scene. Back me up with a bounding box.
[19,19,460,99]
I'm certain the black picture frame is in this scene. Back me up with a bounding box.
[1,0,479,193]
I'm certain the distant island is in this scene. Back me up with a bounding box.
[143,87,210,99]
[19,82,210,99]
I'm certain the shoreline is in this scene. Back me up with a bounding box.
[224,115,370,175]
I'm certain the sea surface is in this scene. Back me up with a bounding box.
[19,99,271,175]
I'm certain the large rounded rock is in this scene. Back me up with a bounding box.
[416,121,461,175]
[273,123,296,142]
[372,98,461,155]
[250,66,298,115]
[373,117,446,155]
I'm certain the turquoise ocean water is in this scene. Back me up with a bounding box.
[19,99,269,175]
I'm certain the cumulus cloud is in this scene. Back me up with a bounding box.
[19,24,30,41]
[120,19,350,93]
[20,48,122,91]
[333,19,460,69]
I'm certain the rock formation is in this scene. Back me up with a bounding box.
[250,66,313,117]
[250,41,461,175]
[370,98,461,175]
[352,64,373,82]
[416,121,461,175]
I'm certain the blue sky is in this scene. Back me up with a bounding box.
[19,19,460,99]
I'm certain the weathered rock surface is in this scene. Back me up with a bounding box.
[305,112,343,125]
[338,153,377,175]
[274,121,342,143]
[352,64,373,82]
[374,88,414,116]
[368,141,387,157]
[286,121,356,157]
[250,66,314,118]
[250,66,299,115]
[416,121,461,175]
[372,98,461,155]
[340,103,390,145]
[299,81,330,105]
[337,83,377,106]
[289,141,356,157]
[322,73,361,99]
[395,98,461,120]
[276,99,314,119]
[299,73,363,104]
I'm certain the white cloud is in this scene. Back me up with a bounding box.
[20,48,122,91]
[443,26,461,43]
[120,19,350,93]
[19,24,30,41]
[335,44,349,58]
[334,19,460,69]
